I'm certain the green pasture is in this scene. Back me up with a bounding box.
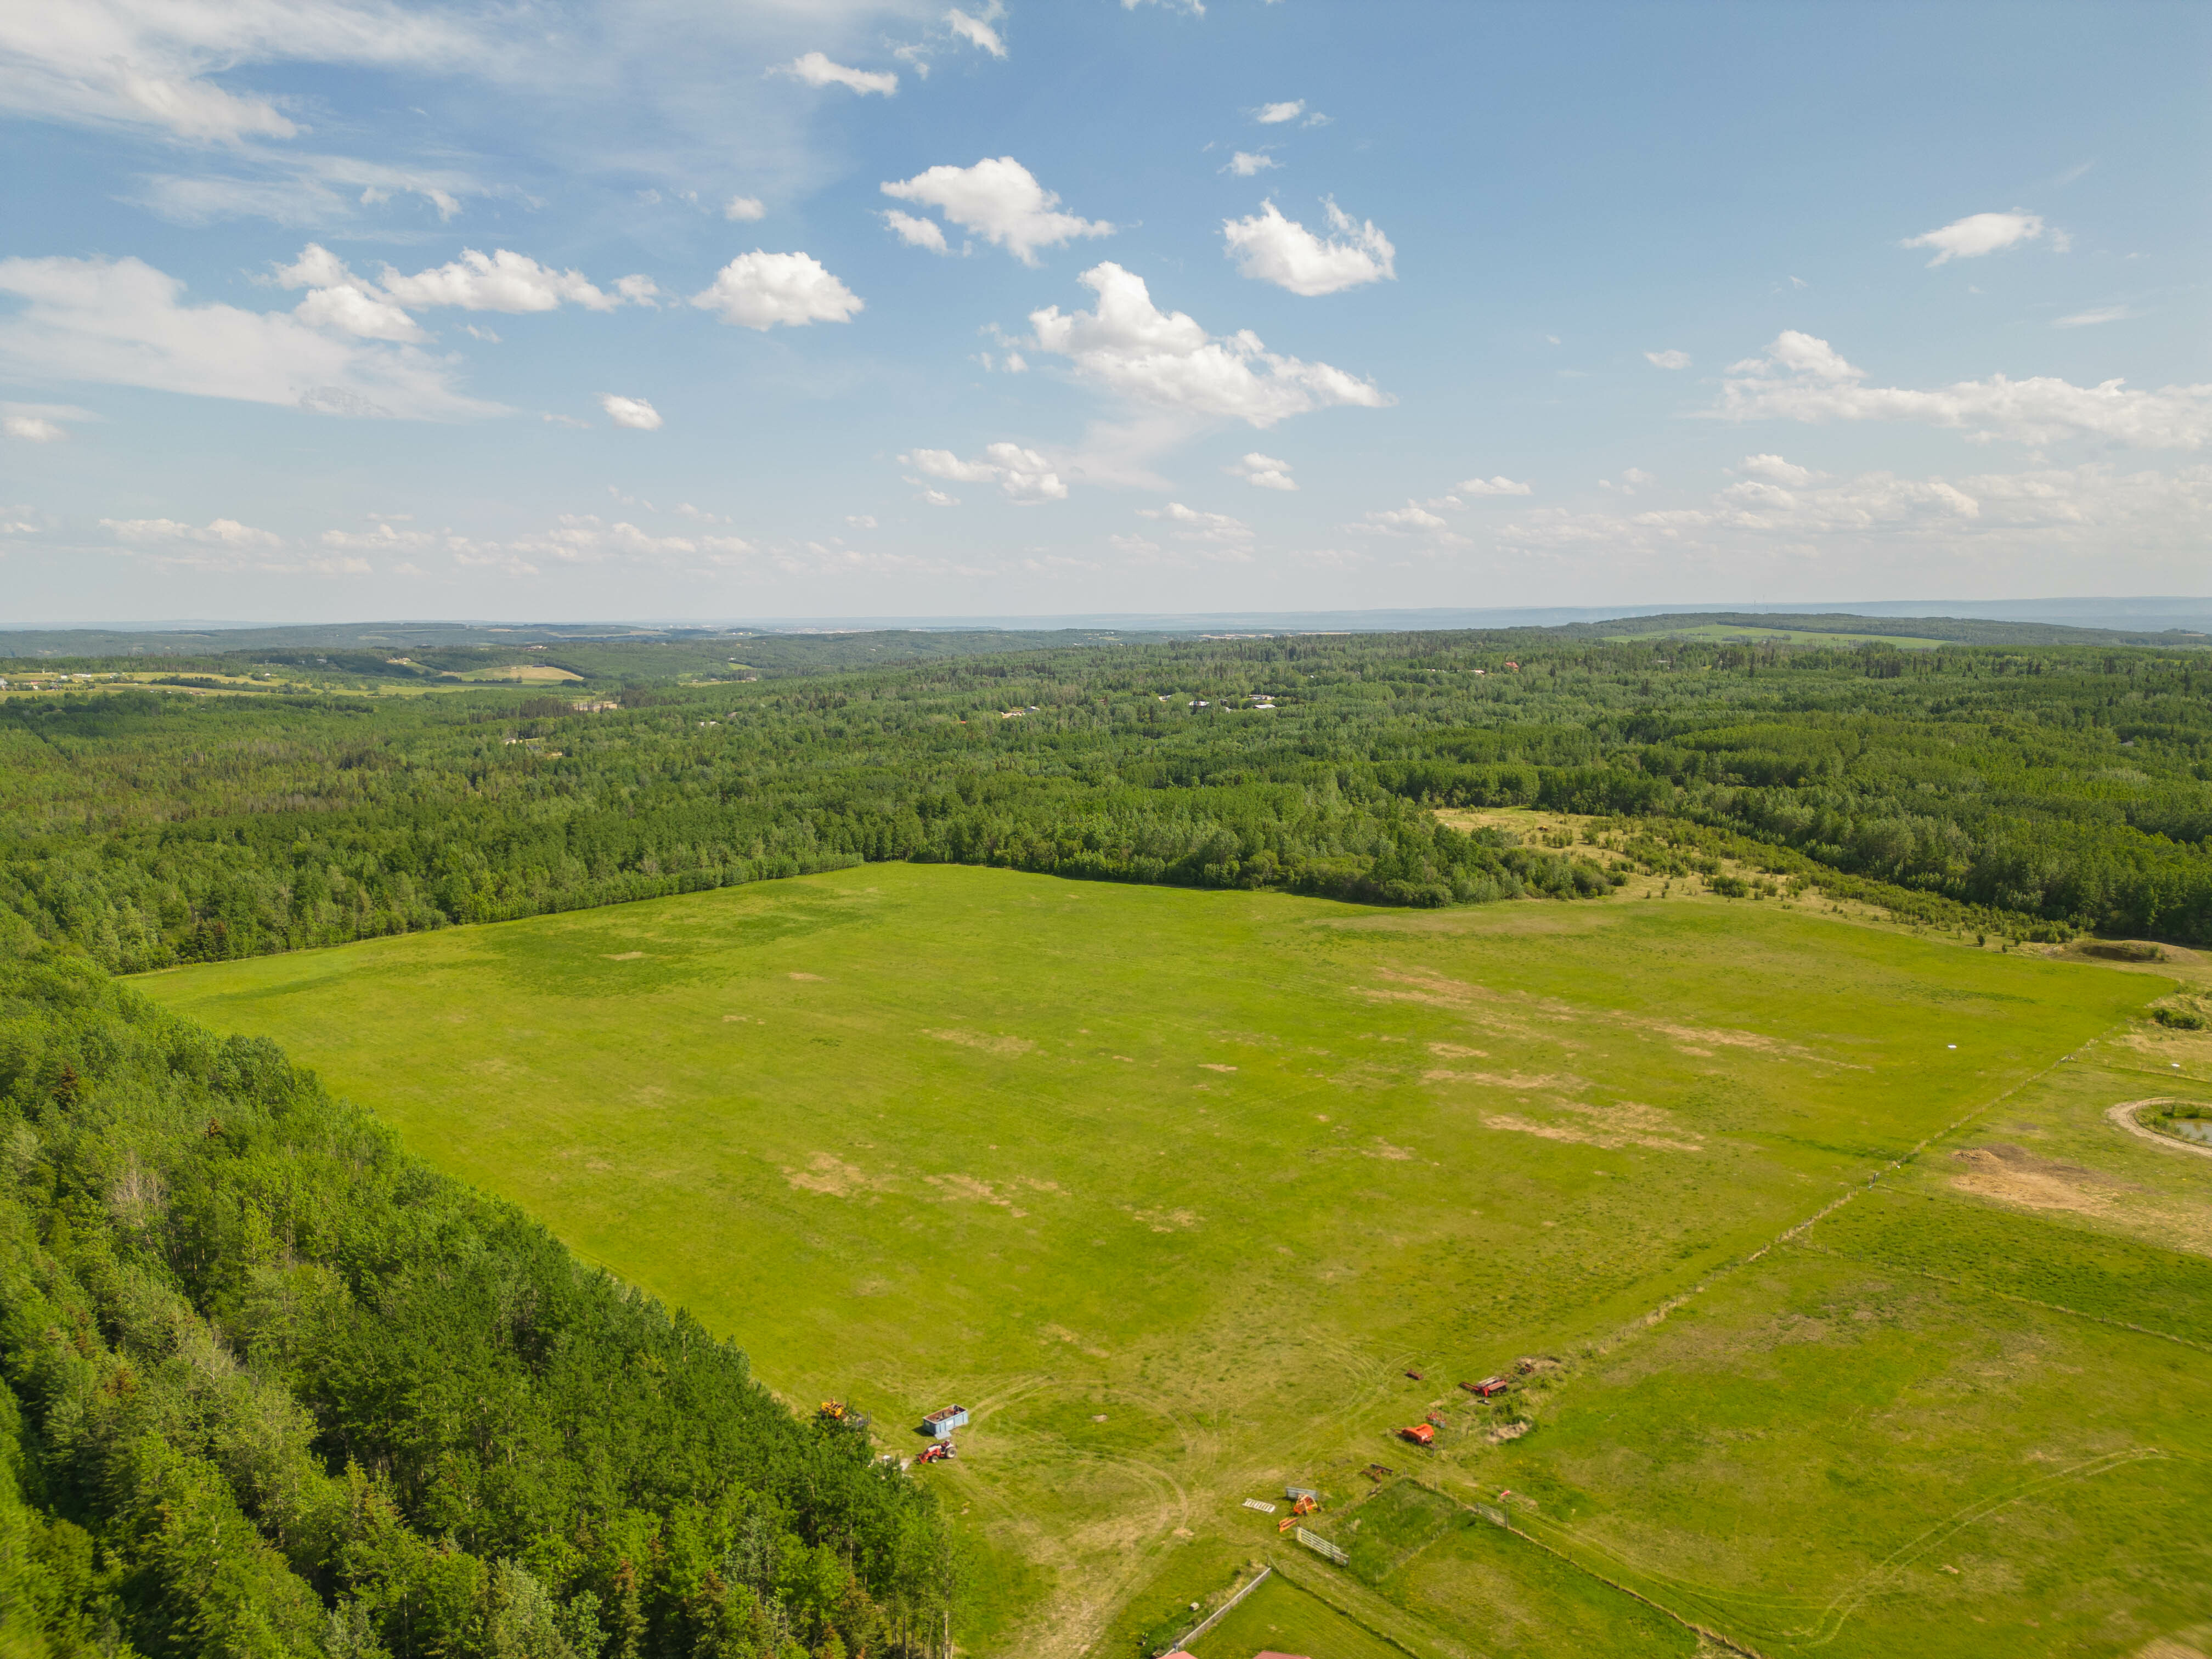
[136,864,2188,1657]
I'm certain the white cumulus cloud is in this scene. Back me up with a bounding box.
[1645,348,1691,370]
[1228,452,1296,490]
[1737,454,1815,485]
[1138,501,1252,544]
[881,157,1114,265]
[1254,100,1304,123]
[776,52,896,95]
[3,414,67,442]
[1224,151,1276,177]
[602,394,661,431]
[945,7,1007,56]
[1026,262,1388,427]
[0,0,486,142]
[1457,476,1532,496]
[901,442,1067,503]
[1361,503,1451,532]
[0,253,495,420]
[883,210,949,252]
[1222,199,1395,296]
[723,195,766,222]
[690,251,862,330]
[376,247,639,313]
[1902,211,2046,267]
[1715,330,2212,449]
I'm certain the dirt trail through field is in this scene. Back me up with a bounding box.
[2107,1098,2212,1161]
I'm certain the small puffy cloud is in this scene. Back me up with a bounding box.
[295,281,425,342]
[1457,476,1531,496]
[1228,451,1296,490]
[509,514,751,567]
[613,275,660,306]
[461,324,500,341]
[1737,454,1815,485]
[3,414,67,442]
[901,442,1068,502]
[1137,501,1252,543]
[883,210,949,252]
[845,514,878,529]
[1222,199,1395,296]
[1645,348,1691,370]
[1623,467,1655,486]
[916,487,960,506]
[378,248,642,314]
[777,52,897,95]
[98,514,370,572]
[321,520,433,551]
[690,251,863,329]
[1902,211,2045,267]
[1026,261,1389,427]
[1224,151,1277,177]
[1362,503,1449,532]
[103,515,282,548]
[1255,100,1304,123]
[881,157,1113,264]
[602,394,662,431]
[274,244,425,341]
[946,6,1007,55]
[724,195,766,222]
[2054,305,2135,328]
[1715,330,2212,449]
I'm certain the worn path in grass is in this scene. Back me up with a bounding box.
[137,864,2165,1656]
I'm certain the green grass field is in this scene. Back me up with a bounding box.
[136,864,2212,1657]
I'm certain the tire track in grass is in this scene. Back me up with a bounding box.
[1463,1019,2144,1652]
[1795,1447,2179,1648]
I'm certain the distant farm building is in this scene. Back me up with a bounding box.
[922,1405,968,1438]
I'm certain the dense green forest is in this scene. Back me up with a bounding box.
[0,922,950,1659]
[4,629,2211,969]
[4,618,2210,1655]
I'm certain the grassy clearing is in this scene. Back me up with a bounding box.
[1185,1571,1411,1658]
[136,863,2181,1656]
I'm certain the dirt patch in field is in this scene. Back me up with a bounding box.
[1483,1099,1703,1153]
[924,1028,1036,1057]
[1365,1138,1416,1160]
[785,1153,890,1198]
[1649,1022,1864,1068]
[1427,1042,1491,1059]
[2128,1630,2212,1659]
[603,951,645,961]
[1423,1067,1586,1092]
[1127,1205,1200,1232]
[1199,1063,1238,1073]
[1948,1145,2127,1217]
[788,972,825,981]
[924,1173,1029,1215]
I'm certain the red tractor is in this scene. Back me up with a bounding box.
[1398,1423,1436,1447]
[916,1442,956,1465]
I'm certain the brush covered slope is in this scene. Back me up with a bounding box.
[0,925,951,1659]
[136,861,2212,1658]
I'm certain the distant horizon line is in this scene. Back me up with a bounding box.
[9,595,2212,635]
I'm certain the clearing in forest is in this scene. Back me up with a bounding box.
[138,863,2212,1659]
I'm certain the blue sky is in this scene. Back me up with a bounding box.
[1,0,2205,623]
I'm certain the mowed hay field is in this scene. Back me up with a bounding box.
[136,864,2212,1658]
